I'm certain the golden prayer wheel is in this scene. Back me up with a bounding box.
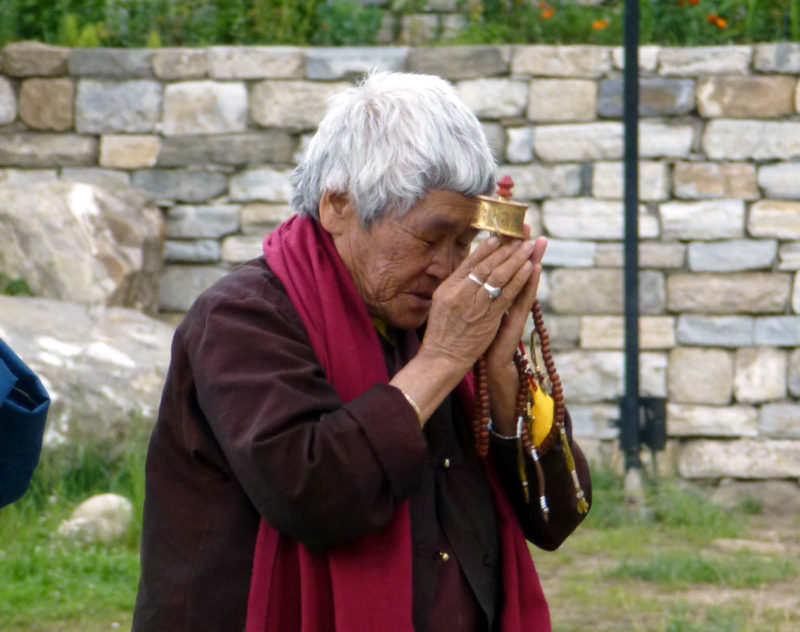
[471,175,528,239]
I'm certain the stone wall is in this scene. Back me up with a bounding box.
[2,41,800,481]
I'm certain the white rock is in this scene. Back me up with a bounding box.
[678,439,800,479]
[592,161,669,201]
[667,273,791,314]
[668,347,733,405]
[760,403,800,438]
[457,78,529,118]
[758,163,800,199]
[734,347,787,403]
[163,81,248,135]
[0,77,17,124]
[542,240,596,268]
[250,80,350,130]
[528,79,596,122]
[580,316,676,350]
[667,404,758,437]
[553,350,623,403]
[229,168,294,202]
[0,182,163,311]
[704,120,800,160]
[543,198,657,240]
[207,46,304,79]
[639,120,694,158]
[512,45,612,77]
[611,45,660,72]
[658,46,751,76]
[58,493,133,542]
[505,127,534,163]
[687,240,777,272]
[660,200,745,240]
[0,296,173,448]
[499,164,581,199]
[534,122,622,162]
[748,200,800,239]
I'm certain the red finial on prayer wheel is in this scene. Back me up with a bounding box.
[496,175,514,199]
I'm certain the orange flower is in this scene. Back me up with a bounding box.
[706,12,717,22]
[592,18,610,29]
[689,0,700,4]
[541,6,555,18]
[538,1,548,7]
[715,16,727,27]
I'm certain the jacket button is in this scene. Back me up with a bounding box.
[438,551,450,562]
[443,458,451,469]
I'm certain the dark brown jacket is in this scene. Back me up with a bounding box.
[132,258,591,631]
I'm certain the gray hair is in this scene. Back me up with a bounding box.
[291,71,496,224]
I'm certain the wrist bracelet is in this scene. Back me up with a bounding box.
[401,390,423,426]
[488,417,521,440]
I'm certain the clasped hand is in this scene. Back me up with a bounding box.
[418,227,546,433]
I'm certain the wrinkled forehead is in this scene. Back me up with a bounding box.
[385,190,480,234]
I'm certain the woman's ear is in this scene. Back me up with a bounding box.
[318,191,352,236]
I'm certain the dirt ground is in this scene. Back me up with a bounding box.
[537,511,800,632]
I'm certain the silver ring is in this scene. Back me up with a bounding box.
[483,282,501,300]
[468,273,483,287]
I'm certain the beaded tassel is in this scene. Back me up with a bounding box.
[559,426,590,514]
[531,301,588,515]
[516,370,549,521]
[513,353,532,504]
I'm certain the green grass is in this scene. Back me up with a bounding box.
[2,452,798,631]
[609,550,796,588]
[0,423,148,630]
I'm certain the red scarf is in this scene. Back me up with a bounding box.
[247,214,550,631]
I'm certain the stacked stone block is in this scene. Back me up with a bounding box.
[2,41,800,481]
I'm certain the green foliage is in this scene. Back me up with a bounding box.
[1,0,799,47]
[0,0,327,48]
[0,272,33,297]
[448,0,624,45]
[145,27,163,48]
[450,0,799,46]
[314,1,383,46]
[254,0,321,44]
[639,0,793,45]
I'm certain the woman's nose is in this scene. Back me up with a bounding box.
[426,244,459,280]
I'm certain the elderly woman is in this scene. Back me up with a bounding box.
[133,71,591,632]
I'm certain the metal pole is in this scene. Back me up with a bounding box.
[622,0,642,493]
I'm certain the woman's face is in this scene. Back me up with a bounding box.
[329,189,479,331]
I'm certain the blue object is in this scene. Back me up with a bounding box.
[0,338,49,508]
